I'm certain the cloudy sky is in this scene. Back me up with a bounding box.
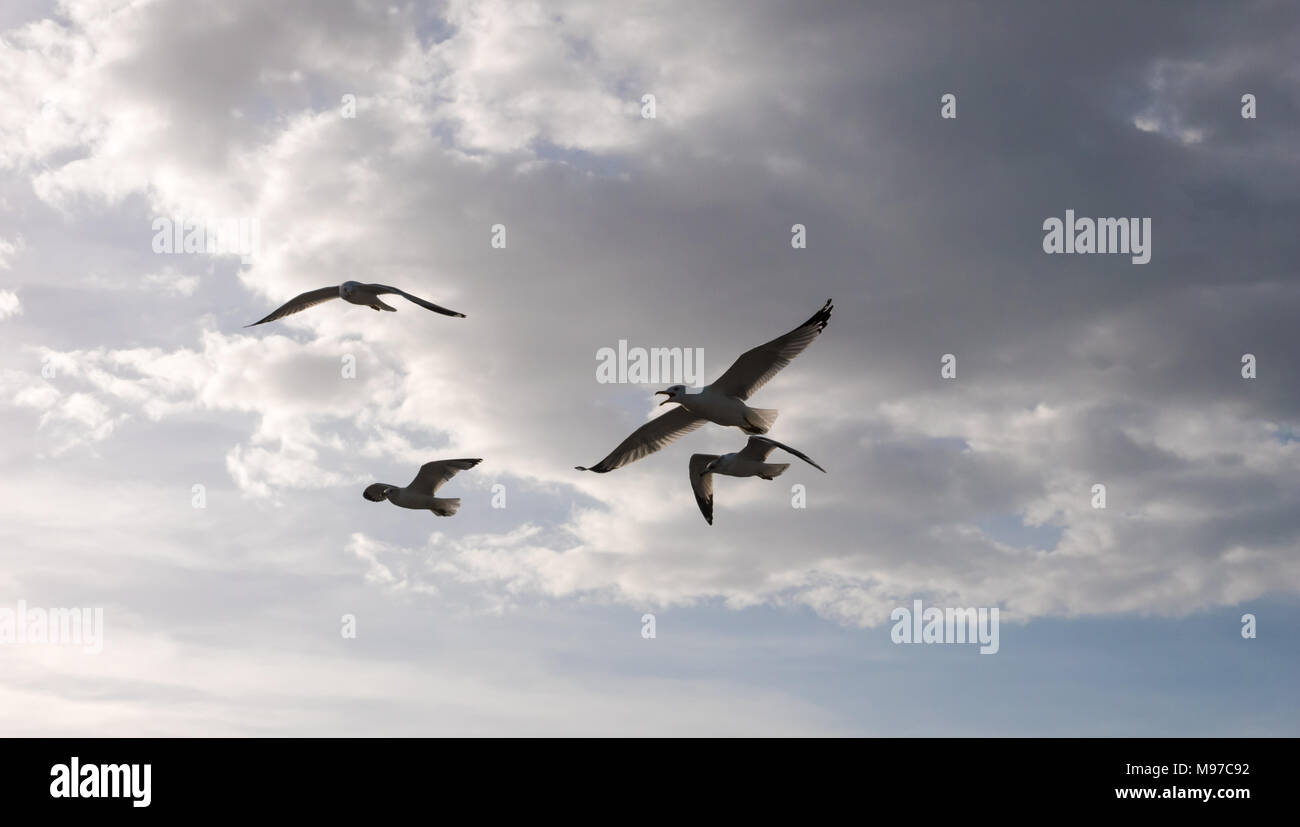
[1,0,1297,736]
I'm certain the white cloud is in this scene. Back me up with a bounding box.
[0,288,20,318]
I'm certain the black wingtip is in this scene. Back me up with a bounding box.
[696,494,713,525]
[800,298,834,332]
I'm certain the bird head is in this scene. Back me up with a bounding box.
[341,280,362,298]
[362,483,396,502]
[655,384,688,406]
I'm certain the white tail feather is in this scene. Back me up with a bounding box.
[744,407,779,434]
[758,462,789,479]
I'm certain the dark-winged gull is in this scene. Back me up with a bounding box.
[247,281,466,326]
[689,436,826,525]
[576,299,833,473]
[362,458,482,516]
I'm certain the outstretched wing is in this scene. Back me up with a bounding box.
[711,299,833,400]
[408,458,483,493]
[246,286,340,326]
[369,284,466,318]
[689,454,718,525]
[736,435,826,472]
[576,407,706,473]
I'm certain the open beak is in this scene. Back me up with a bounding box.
[655,389,672,406]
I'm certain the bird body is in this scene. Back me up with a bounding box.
[363,458,481,517]
[577,299,832,473]
[668,385,778,434]
[340,281,397,312]
[706,452,789,479]
[386,489,463,515]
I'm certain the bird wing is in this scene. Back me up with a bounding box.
[710,299,833,400]
[408,458,483,493]
[736,435,826,472]
[246,286,340,326]
[576,407,706,473]
[689,454,717,525]
[368,284,466,318]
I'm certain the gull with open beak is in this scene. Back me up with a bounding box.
[689,436,826,525]
[576,299,833,473]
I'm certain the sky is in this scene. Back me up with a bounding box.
[0,0,1297,736]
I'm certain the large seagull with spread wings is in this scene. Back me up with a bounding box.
[576,299,833,473]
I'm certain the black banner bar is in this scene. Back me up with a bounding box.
[3,737,1285,814]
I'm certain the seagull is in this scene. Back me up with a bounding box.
[362,458,482,516]
[247,281,465,326]
[689,436,826,525]
[576,299,833,473]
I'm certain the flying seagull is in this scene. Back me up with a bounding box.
[689,436,826,525]
[362,458,482,516]
[576,299,833,473]
[247,280,465,326]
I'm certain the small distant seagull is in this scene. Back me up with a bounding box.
[362,458,482,516]
[577,299,833,473]
[247,280,465,326]
[689,436,826,525]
